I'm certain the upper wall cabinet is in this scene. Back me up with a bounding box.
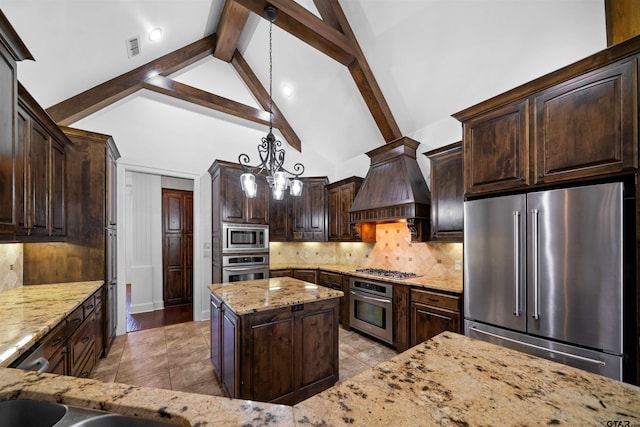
[0,12,33,240]
[454,36,640,197]
[17,84,70,239]
[209,160,270,225]
[327,177,363,242]
[424,142,463,242]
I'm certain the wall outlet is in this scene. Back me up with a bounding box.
[454,260,462,271]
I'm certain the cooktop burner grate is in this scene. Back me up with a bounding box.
[354,268,418,279]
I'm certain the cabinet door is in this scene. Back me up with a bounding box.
[210,295,222,378]
[533,59,637,184]
[29,121,50,235]
[221,307,239,398]
[427,142,463,242]
[270,269,292,278]
[327,187,340,240]
[268,196,289,241]
[306,180,326,240]
[220,167,245,223]
[463,100,529,195]
[410,302,460,347]
[106,147,117,227]
[0,46,17,235]
[292,269,317,284]
[50,140,65,236]
[337,185,354,240]
[246,177,269,224]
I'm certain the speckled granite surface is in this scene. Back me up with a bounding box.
[208,277,343,315]
[0,281,103,367]
[270,263,463,294]
[294,332,640,426]
[0,332,638,426]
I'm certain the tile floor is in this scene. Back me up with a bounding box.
[90,320,397,397]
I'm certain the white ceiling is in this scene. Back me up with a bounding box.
[2,0,606,182]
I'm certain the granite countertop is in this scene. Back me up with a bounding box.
[208,276,344,315]
[270,263,463,294]
[0,281,104,367]
[0,332,638,426]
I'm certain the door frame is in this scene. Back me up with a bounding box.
[116,161,209,336]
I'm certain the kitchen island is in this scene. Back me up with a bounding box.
[208,276,343,405]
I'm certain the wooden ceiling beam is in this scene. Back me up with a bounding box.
[46,35,217,126]
[314,0,402,142]
[231,49,301,152]
[142,75,272,126]
[231,0,355,66]
[214,0,251,61]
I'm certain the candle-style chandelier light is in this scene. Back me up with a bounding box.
[238,5,304,200]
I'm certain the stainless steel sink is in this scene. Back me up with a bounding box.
[0,399,67,427]
[0,400,176,427]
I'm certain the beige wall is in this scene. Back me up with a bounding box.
[270,222,462,280]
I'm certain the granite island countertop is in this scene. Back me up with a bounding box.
[270,263,463,294]
[208,276,343,315]
[0,332,638,426]
[0,281,104,367]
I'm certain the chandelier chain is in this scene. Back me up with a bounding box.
[268,18,273,132]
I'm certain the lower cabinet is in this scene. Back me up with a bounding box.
[210,294,339,405]
[317,270,347,325]
[291,269,317,284]
[270,269,292,278]
[409,288,461,347]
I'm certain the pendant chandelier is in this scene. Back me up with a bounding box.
[238,5,304,200]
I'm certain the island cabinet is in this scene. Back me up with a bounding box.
[326,177,363,241]
[409,288,461,348]
[209,278,342,405]
[15,83,70,239]
[454,39,639,196]
[424,142,463,242]
[270,177,329,242]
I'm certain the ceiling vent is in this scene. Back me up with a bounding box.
[126,36,141,58]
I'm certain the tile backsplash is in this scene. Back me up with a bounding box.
[270,222,462,280]
[0,243,23,292]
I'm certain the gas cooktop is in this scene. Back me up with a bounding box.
[353,268,419,279]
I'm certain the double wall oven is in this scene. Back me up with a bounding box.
[222,223,269,283]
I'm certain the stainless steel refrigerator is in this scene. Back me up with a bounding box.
[464,182,625,380]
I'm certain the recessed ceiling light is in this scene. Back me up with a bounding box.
[148,27,163,42]
[281,83,293,98]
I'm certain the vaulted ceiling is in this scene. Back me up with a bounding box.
[2,1,606,181]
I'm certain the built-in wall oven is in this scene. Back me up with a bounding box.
[349,278,393,344]
[222,254,270,283]
[222,223,269,253]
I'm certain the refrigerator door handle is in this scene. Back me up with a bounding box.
[513,211,521,316]
[531,208,540,320]
[468,326,607,367]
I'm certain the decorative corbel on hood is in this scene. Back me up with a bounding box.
[349,137,431,242]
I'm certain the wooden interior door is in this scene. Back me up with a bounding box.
[162,188,193,306]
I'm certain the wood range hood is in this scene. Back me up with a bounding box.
[349,136,431,242]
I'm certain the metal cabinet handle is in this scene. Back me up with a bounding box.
[531,209,540,320]
[23,357,50,374]
[513,210,521,316]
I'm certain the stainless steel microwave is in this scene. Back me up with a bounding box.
[222,223,269,253]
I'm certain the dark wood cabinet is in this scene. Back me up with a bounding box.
[393,283,410,352]
[292,269,317,284]
[317,270,347,325]
[455,42,640,196]
[424,142,463,242]
[209,160,269,225]
[269,177,329,242]
[533,59,636,185]
[210,291,339,405]
[409,288,461,348]
[270,269,292,278]
[0,15,32,239]
[15,84,70,239]
[327,177,363,241]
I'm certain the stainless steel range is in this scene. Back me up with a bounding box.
[349,277,394,344]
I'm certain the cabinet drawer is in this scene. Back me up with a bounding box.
[83,294,96,316]
[318,271,342,290]
[42,321,67,360]
[66,305,84,337]
[411,289,460,311]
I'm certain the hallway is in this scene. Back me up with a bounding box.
[90,321,397,397]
